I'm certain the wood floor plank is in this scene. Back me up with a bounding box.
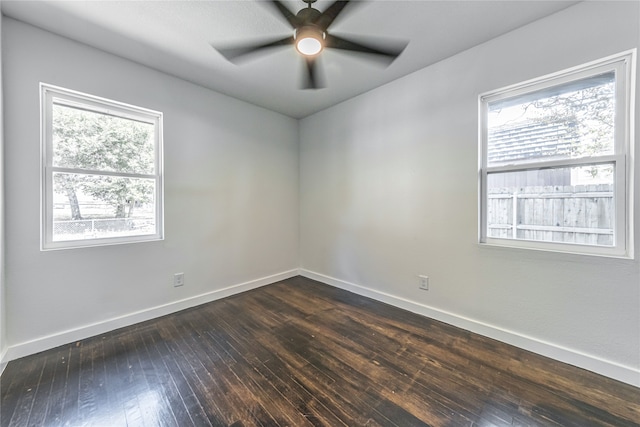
[129,328,180,426]
[2,276,639,427]
[58,341,83,425]
[197,303,349,427]
[284,279,639,426]
[160,317,227,426]
[0,354,41,425]
[154,320,214,427]
[267,287,497,424]
[192,308,319,427]
[6,357,47,427]
[298,318,480,424]
[172,308,281,426]
[311,302,539,424]
[77,337,105,425]
[222,298,396,426]
[113,329,159,427]
[99,331,132,427]
[138,328,192,426]
[214,319,350,427]
[39,346,72,426]
[273,315,467,426]
[18,349,59,427]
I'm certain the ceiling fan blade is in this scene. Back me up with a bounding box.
[314,0,350,31]
[325,34,408,64]
[303,57,325,90]
[268,0,300,28]
[215,36,294,62]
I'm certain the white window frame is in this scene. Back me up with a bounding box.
[479,50,636,258]
[41,84,164,250]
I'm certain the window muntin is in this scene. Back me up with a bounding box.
[479,51,634,257]
[41,84,163,250]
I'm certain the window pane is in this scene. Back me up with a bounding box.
[52,103,155,174]
[487,72,615,166]
[486,164,614,246]
[52,172,156,242]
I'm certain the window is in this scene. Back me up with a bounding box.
[479,51,635,257]
[41,84,163,250]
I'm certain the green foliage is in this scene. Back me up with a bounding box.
[52,104,155,218]
[531,82,615,180]
[531,83,615,158]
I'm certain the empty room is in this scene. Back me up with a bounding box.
[0,0,639,425]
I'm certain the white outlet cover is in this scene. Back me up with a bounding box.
[418,275,429,290]
[174,273,184,287]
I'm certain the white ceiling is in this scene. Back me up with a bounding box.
[1,0,578,118]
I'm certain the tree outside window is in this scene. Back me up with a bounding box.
[41,85,163,249]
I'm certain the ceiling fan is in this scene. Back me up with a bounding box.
[213,0,408,89]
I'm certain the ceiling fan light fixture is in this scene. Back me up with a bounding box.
[295,26,324,56]
[296,37,322,55]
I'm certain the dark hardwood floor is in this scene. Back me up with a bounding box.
[1,276,639,426]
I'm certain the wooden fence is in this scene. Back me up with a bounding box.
[487,184,613,246]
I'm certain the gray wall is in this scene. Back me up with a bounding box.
[0,12,6,375]
[2,18,299,358]
[299,1,640,386]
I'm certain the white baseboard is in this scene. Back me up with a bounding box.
[3,269,299,364]
[0,347,7,378]
[5,268,638,388]
[300,269,640,388]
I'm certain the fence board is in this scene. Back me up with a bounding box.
[487,184,613,246]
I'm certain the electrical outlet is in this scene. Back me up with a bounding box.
[174,272,185,287]
[418,275,429,291]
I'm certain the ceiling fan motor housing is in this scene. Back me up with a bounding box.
[296,6,322,26]
[294,7,325,56]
